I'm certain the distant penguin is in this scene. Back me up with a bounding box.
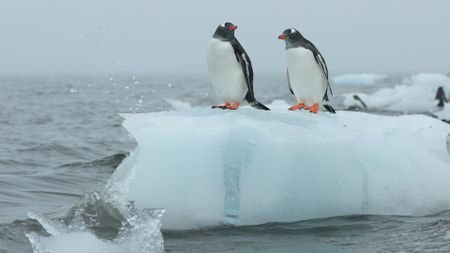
[278,28,335,113]
[347,95,368,111]
[435,86,448,108]
[207,22,269,110]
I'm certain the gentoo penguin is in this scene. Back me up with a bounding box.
[435,86,448,108]
[278,28,335,113]
[207,22,269,110]
[347,95,368,111]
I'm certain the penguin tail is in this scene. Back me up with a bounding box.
[323,104,336,114]
[322,90,336,113]
[250,101,271,110]
[245,93,270,110]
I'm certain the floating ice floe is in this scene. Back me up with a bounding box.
[332,73,387,86]
[343,73,450,113]
[110,102,450,230]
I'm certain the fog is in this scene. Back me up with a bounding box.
[1,0,449,75]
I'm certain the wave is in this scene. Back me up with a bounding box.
[7,211,450,252]
[16,143,87,160]
[26,190,164,253]
[56,153,128,173]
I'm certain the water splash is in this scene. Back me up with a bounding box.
[26,153,164,253]
[27,194,164,253]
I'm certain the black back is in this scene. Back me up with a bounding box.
[435,86,448,107]
[231,39,270,110]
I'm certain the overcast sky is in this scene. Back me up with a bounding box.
[1,0,449,75]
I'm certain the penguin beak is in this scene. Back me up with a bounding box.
[230,25,238,31]
[278,34,286,40]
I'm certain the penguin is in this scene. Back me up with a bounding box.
[435,86,448,108]
[207,22,269,110]
[347,95,368,111]
[278,28,335,113]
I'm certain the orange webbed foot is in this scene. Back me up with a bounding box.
[227,101,239,110]
[212,102,231,109]
[306,103,319,113]
[288,103,305,111]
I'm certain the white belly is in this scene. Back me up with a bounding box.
[207,38,248,103]
[286,47,327,105]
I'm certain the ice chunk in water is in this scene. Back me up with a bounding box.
[111,104,450,230]
[343,73,450,112]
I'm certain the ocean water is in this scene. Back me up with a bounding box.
[1,74,449,253]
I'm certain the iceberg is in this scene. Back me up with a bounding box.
[332,73,387,86]
[111,102,450,230]
[343,73,450,113]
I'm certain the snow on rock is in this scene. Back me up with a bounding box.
[111,105,450,230]
[343,73,450,113]
[332,73,387,86]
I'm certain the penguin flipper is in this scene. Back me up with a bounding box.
[304,38,334,98]
[315,52,333,98]
[231,39,269,111]
[287,69,294,96]
[231,39,254,93]
[323,104,336,114]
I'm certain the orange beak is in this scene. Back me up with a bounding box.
[230,25,238,31]
[278,34,286,40]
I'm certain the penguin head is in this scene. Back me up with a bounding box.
[278,28,304,48]
[213,22,238,41]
